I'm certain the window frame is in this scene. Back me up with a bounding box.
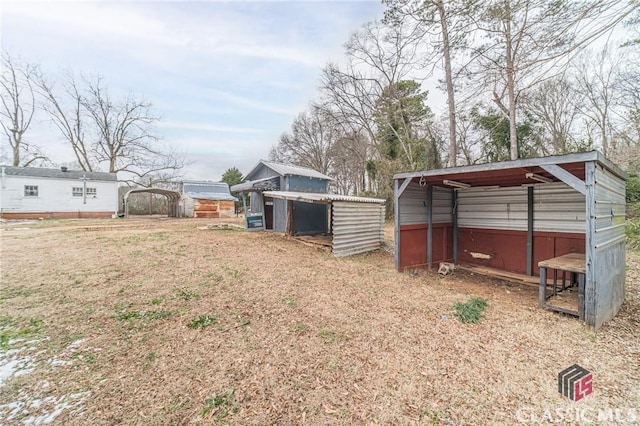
[24,185,39,197]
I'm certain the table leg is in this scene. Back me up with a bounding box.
[553,269,558,296]
[539,267,547,308]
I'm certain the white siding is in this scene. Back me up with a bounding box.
[332,202,385,257]
[1,175,118,214]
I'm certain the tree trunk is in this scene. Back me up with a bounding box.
[437,1,457,167]
[504,2,518,160]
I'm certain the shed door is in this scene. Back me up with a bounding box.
[264,197,274,230]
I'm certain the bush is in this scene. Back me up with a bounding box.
[627,175,640,204]
[627,210,640,251]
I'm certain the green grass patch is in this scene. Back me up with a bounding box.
[452,297,489,324]
[317,328,336,343]
[201,388,238,422]
[115,307,173,321]
[282,296,297,308]
[0,317,44,349]
[175,287,200,301]
[188,315,217,329]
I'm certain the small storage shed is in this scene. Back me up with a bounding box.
[181,181,237,218]
[393,151,626,329]
[231,160,332,233]
[262,191,386,257]
[0,165,118,219]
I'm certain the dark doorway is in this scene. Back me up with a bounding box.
[264,197,274,230]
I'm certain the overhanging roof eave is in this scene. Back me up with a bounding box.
[393,151,608,181]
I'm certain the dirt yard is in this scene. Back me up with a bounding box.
[1,218,638,425]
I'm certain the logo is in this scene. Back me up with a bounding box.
[558,364,592,401]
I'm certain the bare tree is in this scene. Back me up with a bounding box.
[38,72,186,182]
[472,0,636,160]
[573,46,622,157]
[520,76,582,155]
[37,72,93,170]
[0,51,48,166]
[272,106,338,175]
[383,0,476,166]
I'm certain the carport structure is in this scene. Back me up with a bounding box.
[123,188,181,218]
[393,151,626,329]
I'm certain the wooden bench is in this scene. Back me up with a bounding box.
[538,253,586,320]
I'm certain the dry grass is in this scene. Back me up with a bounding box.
[0,217,638,425]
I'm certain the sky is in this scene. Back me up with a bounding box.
[1,0,385,181]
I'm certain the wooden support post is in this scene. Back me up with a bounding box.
[286,200,294,236]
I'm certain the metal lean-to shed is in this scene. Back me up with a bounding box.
[393,151,626,329]
[263,191,386,257]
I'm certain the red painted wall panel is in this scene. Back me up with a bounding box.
[399,223,453,270]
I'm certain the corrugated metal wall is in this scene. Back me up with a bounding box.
[398,183,453,225]
[274,198,287,232]
[457,183,585,233]
[458,186,528,230]
[534,183,585,233]
[594,166,626,248]
[592,165,626,328]
[332,202,385,257]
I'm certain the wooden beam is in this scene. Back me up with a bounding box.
[397,177,412,198]
[540,164,586,195]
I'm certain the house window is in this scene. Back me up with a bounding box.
[86,187,97,197]
[72,187,83,197]
[24,185,38,197]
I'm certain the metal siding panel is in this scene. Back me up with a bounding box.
[594,167,626,248]
[332,202,385,257]
[398,183,427,225]
[287,175,329,193]
[595,166,626,198]
[585,161,597,327]
[433,186,453,223]
[251,164,280,180]
[274,198,287,232]
[594,240,626,329]
[534,183,585,233]
[457,186,528,231]
[398,183,452,225]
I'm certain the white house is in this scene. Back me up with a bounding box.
[0,166,118,219]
